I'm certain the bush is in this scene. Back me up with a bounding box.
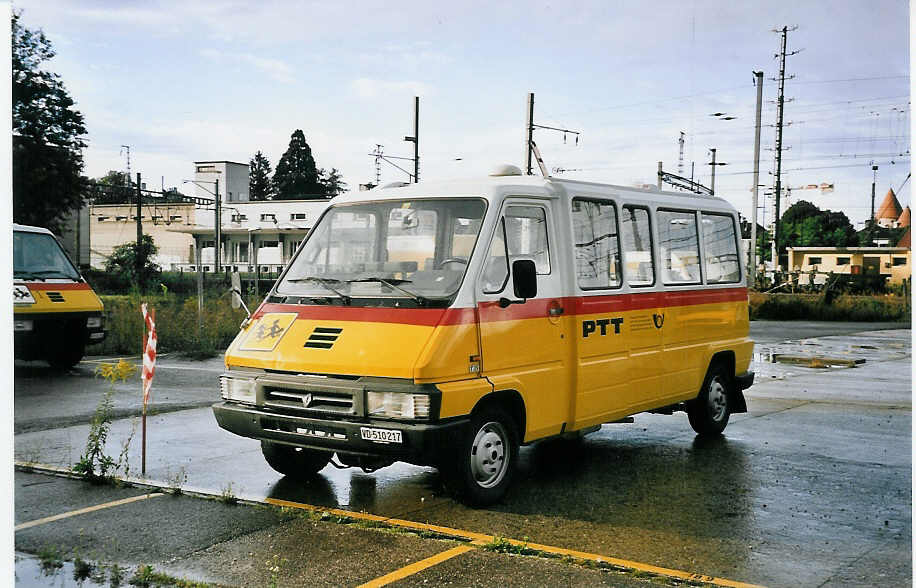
[750,292,910,322]
[96,293,260,356]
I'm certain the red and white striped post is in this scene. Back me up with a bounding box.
[140,303,157,475]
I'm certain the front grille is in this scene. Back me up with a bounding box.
[46,292,65,302]
[260,417,348,440]
[263,387,354,415]
[305,327,342,349]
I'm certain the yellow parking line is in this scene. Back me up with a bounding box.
[266,497,764,588]
[15,493,164,531]
[357,545,474,588]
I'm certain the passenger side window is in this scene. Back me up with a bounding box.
[505,206,550,274]
[482,219,509,294]
[658,210,701,285]
[620,206,655,286]
[701,213,741,283]
[571,198,621,289]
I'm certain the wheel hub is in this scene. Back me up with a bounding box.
[470,421,508,488]
[707,377,727,422]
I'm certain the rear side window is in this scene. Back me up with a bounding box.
[701,213,741,284]
[620,206,655,287]
[571,199,621,289]
[658,210,701,285]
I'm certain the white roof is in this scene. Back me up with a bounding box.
[329,173,737,213]
[13,223,54,235]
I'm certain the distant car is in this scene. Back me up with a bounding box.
[13,223,106,369]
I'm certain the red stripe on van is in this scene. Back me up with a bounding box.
[253,303,477,327]
[255,287,746,326]
[17,282,91,291]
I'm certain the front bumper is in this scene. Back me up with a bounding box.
[212,401,468,466]
[14,311,106,359]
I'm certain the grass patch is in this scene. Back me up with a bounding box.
[750,292,909,322]
[96,293,256,356]
[129,563,211,587]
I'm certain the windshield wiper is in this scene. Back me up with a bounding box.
[346,276,430,305]
[286,276,351,304]
[30,270,79,279]
[14,271,44,281]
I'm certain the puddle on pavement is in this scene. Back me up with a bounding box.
[15,553,129,588]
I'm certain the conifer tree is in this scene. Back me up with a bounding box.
[248,150,274,200]
[273,130,324,199]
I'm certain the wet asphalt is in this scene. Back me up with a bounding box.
[11,322,912,587]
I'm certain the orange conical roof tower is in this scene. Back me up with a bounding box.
[876,188,903,225]
[897,227,910,249]
[896,206,910,228]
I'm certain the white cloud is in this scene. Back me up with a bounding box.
[350,78,431,100]
[200,48,294,84]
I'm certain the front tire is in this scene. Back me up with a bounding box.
[687,363,733,436]
[442,406,518,507]
[261,441,331,479]
[47,343,84,370]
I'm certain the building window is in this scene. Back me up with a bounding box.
[259,240,279,248]
[893,257,907,266]
[170,215,183,222]
[261,213,276,222]
[231,214,248,222]
[151,215,163,221]
[290,213,307,221]
[836,256,850,265]
[807,256,822,265]
[196,165,215,172]
[201,240,215,248]
[97,216,109,222]
[115,215,128,221]
[238,243,249,262]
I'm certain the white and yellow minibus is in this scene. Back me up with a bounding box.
[14,224,106,369]
[214,166,754,505]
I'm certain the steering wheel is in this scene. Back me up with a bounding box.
[436,257,468,269]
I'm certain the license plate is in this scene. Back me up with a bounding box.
[360,427,403,444]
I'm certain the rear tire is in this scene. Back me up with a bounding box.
[442,406,518,507]
[687,363,733,436]
[261,441,331,479]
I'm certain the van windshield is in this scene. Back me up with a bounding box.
[276,198,486,305]
[14,231,81,281]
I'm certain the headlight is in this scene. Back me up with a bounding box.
[367,391,430,419]
[14,319,33,332]
[86,316,103,329]
[220,375,257,404]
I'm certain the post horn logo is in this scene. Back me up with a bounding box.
[652,313,665,329]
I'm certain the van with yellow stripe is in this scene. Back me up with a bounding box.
[14,224,106,369]
[214,166,754,505]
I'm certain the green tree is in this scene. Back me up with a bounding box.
[779,200,857,249]
[273,129,326,199]
[319,167,348,198]
[12,11,88,234]
[249,150,274,200]
[104,235,161,292]
[88,170,132,204]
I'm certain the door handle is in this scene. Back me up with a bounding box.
[549,306,564,317]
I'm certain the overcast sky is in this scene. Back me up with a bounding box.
[15,0,912,228]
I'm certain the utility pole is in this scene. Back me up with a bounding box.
[751,71,764,287]
[707,148,727,195]
[771,25,798,270]
[523,92,580,176]
[677,132,686,177]
[214,177,221,274]
[135,173,143,282]
[868,163,878,245]
[525,92,535,175]
[403,96,420,183]
[121,145,131,188]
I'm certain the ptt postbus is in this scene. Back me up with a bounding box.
[213,165,754,505]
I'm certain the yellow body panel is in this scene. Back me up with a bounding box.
[225,289,750,445]
[14,283,103,314]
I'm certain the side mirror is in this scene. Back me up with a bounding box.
[512,259,537,299]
